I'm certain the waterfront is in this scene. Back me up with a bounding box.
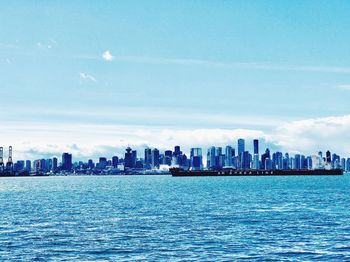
[1,174,350,261]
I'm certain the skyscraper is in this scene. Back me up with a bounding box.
[52,157,58,171]
[208,146,216,169]
[26,160,31,172]
[238,139,245,156]
[88,159,94,169]
[164,150,172,166]
[132,150,137,167]
[174,146,181,157]
[326,150,331,163]
[124,147,133,169]
[144,148,152,169]
[99,157,107,169]
[151,148,160,169]
[253,139,259,155]
[261,148,270,170]
[253,139,259,169]
[238,138,245,169]
[62,153,72,171]
[225,146,233,167]
[214,147,225,169]
[242,151,251,169]
[190,148,203,170]
[112,156,119,167]
[294,154,301,169]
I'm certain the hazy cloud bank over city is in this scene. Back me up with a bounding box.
[2,114,350,161]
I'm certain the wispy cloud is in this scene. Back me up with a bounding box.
[79,72,97,82]
[336,84,350,91]
[1,58,12,64]
[6,48,350,75]
[91,54,350,74]
[102,50,114,61]
[0,42,18,49]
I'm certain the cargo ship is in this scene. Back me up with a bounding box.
[170,168,343,176]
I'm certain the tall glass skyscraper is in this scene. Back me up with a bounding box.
[190,148,203,170]
[225,146,233,167]
[238,139,245,156]
[253,139,259,155]
[151,148,160,169]
[238,139,245,169]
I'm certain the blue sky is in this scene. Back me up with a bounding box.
[1,1,350,160]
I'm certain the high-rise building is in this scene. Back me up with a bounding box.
[241,151,251,169]
[40,159,46,171]
[261,148,270,170]
[46,159,52,171]
[326,150,331,163]
[332,153,340,168]
[272,152,283,170]
[190,148,203,170]
[151,148,160,169]
[52,157,58,171]
[214,147,224,169]
[283,153,290,169]
[112,156,119,168]
[15,160,25,171]
[300,155,306,169]
[225,146,233,167]
[208,146,216,169]
[253,139,259,155]
[174,146,182,157]
[253,139,259,170]
[26,160,31,172]
[237,139,245,169]
[144,148,152,169]
[99,157,107,169]
[62,153,72,171]
[164,150,172,166]
[124,147,133,169]
[294,154,301,169]
[132,150,137,167]
[340,158,346,170]
[238,139,245,156]
[172,146,183,166]
[318,151,323,159]
[346,158,350,172]
[87,159,94,169]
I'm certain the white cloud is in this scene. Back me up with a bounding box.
[79,72,97,82]
[2,115,350,161]
[273,115,350,155]
[0,42,18,49]
[93,55,350,74]
[102,50,114,61]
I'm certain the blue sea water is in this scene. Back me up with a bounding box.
[0,174,350,261]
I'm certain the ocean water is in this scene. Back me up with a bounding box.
[0,174,350,261]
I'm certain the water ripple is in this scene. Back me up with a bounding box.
[0,175,349,260]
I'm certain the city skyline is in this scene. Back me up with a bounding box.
[1,1,350,160]
[3,137,350,175]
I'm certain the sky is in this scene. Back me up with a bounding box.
[1,0,350,161]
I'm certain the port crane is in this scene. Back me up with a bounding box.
[6,146,13,172]
[0,147,3,172]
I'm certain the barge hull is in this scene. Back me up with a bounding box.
[171,169,343,177]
